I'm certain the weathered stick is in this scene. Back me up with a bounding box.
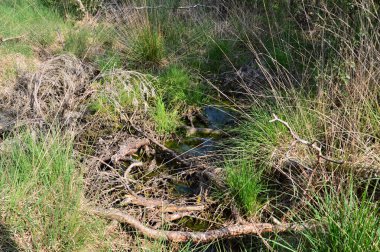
[0,34,25,44]
[270,114,344,164]
[111,138,150,163]
[182,126,224,136]
[91,207,312,243]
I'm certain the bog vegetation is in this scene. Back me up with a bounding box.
[0,0,379,251]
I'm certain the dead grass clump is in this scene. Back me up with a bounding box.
[0,54,94,131]
[30,55,94,125]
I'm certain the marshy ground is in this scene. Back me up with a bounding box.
[0,0,379,251]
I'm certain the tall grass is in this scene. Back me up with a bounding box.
[299,181,380,251]
[230,0,380,249]
[0,130,105,251]
[233,0,380,174]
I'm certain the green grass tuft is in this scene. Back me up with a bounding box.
[158,65,206,106]
[300,182,380,251]
[151,97,180,135]
[0,130,105,251]
[131,26,166,66]
[63,28,92,59]
[225,158,266,216]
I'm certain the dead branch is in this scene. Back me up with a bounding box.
[0,34,25,44]
[91,207,313,243]
[124,161,144,177]
[120,195,205,213]
[111,138,150,163]
[182,126,224,136]
[270,114,344,164]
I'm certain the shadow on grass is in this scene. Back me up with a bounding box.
[0,222,19,252]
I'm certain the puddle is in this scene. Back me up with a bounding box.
[203,105,236,129]
[166,105,235,157]
[170,181,197,196]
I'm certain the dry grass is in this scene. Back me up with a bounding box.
[238,1,380,176]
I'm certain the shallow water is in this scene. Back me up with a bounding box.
[167,106,234,156]
[203,105,236,129]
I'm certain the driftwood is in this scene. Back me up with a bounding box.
[91,207,312,243]
[270,114,344,164]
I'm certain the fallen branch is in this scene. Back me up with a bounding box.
[270,114,344,164]
[124,161,144,177]
[111,138,150,163]
[182,126,224,136]
[91,207,313,243]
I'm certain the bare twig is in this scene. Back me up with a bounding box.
[270,114,344,164]
[124,161,144,178]
[0,34,25,44]
[91,207,314,243]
